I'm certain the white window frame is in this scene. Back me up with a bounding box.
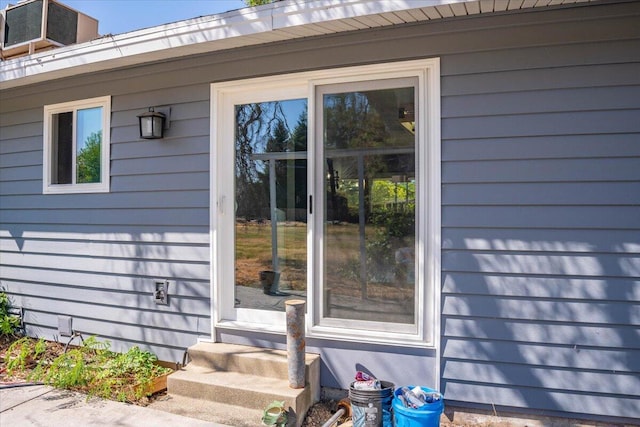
[210,59,440,347]
[43,96,111,194]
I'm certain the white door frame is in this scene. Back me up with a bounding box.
[210,78,309,334]
[209,61,440,385]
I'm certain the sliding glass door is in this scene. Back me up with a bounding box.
[213,60,439,344]
[315,78,420,335]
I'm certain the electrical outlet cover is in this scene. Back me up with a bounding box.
[58,315,73,337]
[154,280,169,305]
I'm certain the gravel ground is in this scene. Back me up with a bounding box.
[302,399,339,426]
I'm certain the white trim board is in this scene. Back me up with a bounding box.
[0,0,596,90]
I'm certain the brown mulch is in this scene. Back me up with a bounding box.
[0,336,64,384]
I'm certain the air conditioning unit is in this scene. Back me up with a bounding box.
[1,0,99,60]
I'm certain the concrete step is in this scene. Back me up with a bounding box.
[149,393,264,427]
[166,343,321,427]
[169,365,312,412]
[186,342,318,381]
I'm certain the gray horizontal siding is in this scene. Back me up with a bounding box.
[442,338,640,373]
[442,382,638,420]
[443,318,639,349]
[444,228,640,252]
[1,271,209,298]
[443,157,640,183]
[22,312,205,362]
[1,208,209,226]
[1,252,209,279]
[0,239,208,262]
[443,206,640,229]
[440,38,640,75]
[444,359,639,396]
[442,62,640,96]
[443,134,640,161]
[0,81,212,361]
[442,295,639,325]
[443,181,640,206]
[0,191,208,210]
[1,0,639,421]
[444,273,639,302]
[443,182,640,205]
[111,153,209,176]
[443,109,639,138]
[435,1,640,422]
[112,136,209,160]
[443,85,640,117]
[443,252,640,278]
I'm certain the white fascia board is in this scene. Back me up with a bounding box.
[0,0,590,90]
[0,8,275,89]
[271,0,467,27]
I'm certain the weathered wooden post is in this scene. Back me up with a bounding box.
[285,299,306,389]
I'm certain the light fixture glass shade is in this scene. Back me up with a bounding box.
[137,108,166,139]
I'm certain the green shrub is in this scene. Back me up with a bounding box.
[6,335,172,403]
[5,337,46,374]
[0,292,21,337]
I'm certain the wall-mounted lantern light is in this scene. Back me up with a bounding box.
[137,107,166,139]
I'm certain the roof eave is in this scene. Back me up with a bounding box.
[0,0,595,90]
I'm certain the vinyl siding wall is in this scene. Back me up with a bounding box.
[0,85,212,362]
[437,5,640,420]
[1,1,638,421]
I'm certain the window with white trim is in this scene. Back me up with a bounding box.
[43,96,111,194]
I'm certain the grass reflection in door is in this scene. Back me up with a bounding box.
[234,99,307,309]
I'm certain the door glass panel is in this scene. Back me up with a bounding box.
[322,84,417,325]
[234,99,307,311]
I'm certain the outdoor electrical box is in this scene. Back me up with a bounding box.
[58,315,72,337]
[154,280,170,305]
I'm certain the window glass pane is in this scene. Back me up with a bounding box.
[234,99,307,311]
[323,85,416,325]
[52,111,73,184]
[76,106,103,184]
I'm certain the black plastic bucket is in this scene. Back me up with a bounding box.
[349,380,394,427]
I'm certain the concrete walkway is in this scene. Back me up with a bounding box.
[0,384,231,427]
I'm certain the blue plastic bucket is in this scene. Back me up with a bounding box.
[350,380,394,427]
[392,386,444,427]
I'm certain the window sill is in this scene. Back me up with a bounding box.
[44,183,110,194]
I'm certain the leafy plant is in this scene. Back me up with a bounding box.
[244,0,280,5]
[0,292,21,337]
[97,345,170,401]
[5,337,46,374]
[6,335,172,403]
[38,344,92,388]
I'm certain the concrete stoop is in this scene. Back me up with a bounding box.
[165,342,321,427]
